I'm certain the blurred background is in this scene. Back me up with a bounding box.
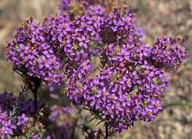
[0,0,192,138]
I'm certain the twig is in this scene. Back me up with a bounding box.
[17,82,28,101]
[105,124,108,139]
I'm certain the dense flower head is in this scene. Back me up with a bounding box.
[63,8,186,131]
[6,12,103,88]
[99,7,136,45]
[7,14,72,87]
[0,108,16,139]
[82,50,167,131]
[0,107,31,138]
[150,37,187,70]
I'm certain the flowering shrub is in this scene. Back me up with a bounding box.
[0,92,45,139]
[3,0,187,138]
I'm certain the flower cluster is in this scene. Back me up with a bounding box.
[46,105,74,139]
[59,0,95,14]
[63,8,187,131]
[0,107,16,139]
[99,7,136,45]
[134,26,145,39]
[150,37,187,70]
[6,11,102,88]
[16,98,40,115]
[59,0,100,11]
[0,91,16,113]
[59,0,72,14]
[59,0,117,15]
[81,0,98,6]
[0,107,29,139]
[0,91,45,138]
[0,91,39,115]
[6,6,187,132]
[49,105,73,127]
[6,15,72,87]
[84,4,105,15]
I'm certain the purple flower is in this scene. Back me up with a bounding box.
[0,127,8,139]
[119,75,132,90]
[17,113,29,126]
[134,26,145,38]
[77,35,90,49]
